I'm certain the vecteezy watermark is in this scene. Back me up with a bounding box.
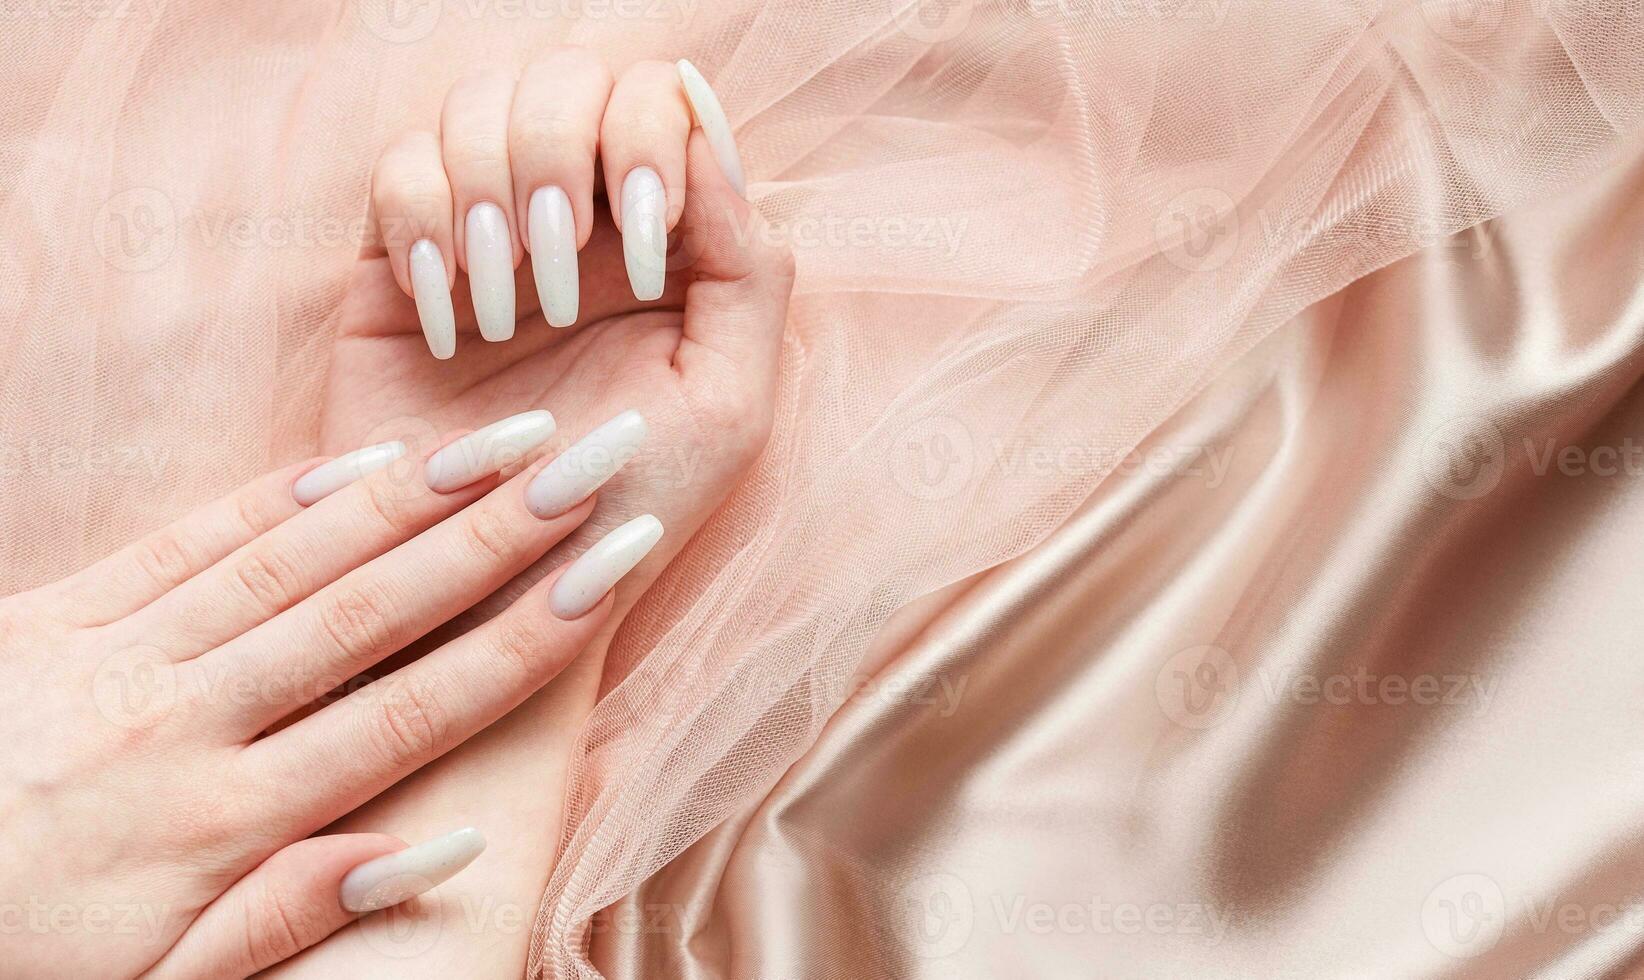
[92,188,176,274]
[1418,0,1504,43]
[897,872,1233,960]
[1155,645,1499,730]
[0,898,171,942]
[1421,413,1644,501]
[1421,872,1644,960]
[356,0,699,44]
[890,414,976,502]
[726,208,971,261]
[0,441,171,481]
[889,0,975,43]
[0,0,165,21]
[1421,415,1506,501]
[889,413,1237,503]
[1154,187,1239,273]
[89,645,383,730]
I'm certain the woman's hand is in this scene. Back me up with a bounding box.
[0,411,662,979]
[272,51,792,976]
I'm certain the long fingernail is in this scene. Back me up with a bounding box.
[528,186,578,328]
[548,514,663,619]
[465,202,515,342]
[424,409,556,493]
[339,827,486,914]
[676,59,746,196]
[524,410,648,519]
[620,167,666,302]
[409,240,456,360]
[293,442,408,507]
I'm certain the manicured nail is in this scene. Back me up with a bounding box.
[292,442,407,507]
[620,167,666,302]
[424,409,556,493]
[525,410,648,519]
[676,59,746,196]
[409,240,456,360]
[339,827,486,914]
[548,514,663,619]
[528,186,578,328]
[465,202,515,342]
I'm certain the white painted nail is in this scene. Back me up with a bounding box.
[548,514,663,619]
[620,167,666,302]
[424,409,556,493]
[409,240,456,360]
[339,827,486,914]
[292,442,407,507]
[676,59,746,196]
[528,186,578,328]
[465,202,515,342]
[525,411,648,519]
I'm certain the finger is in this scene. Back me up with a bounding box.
[202,437,589,738]
[140,829,484,980]
[675,128,795,411]
[246,517,661,824]
[372,131,457,359]
[122,412,554,659]
[442,70,521,342]
[600,60,691,302]
[43,461,316,627]
[510,46,613,328]
[676,59,746,196]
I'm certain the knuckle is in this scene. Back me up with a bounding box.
[444,132,511,172]
[510,113,592,162]
[357,474,415,533]
[374,175,450,219]
[462,505,521,565]
[245,879,312,966]
[134,530,197,590]
[371,681,448,768]
[317,582,396,661]
[486,614,548,681]
[233,488,285,539]
[231,548,307,614]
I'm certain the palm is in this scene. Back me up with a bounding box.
[324,211,747,580]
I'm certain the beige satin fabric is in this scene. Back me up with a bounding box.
[593,148,1644,978]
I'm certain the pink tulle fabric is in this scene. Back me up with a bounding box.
[1,2,1639,976]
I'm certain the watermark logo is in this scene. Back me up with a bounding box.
[90,645,176,730]
[358,0,442,43]
[890,0,974,42]
[899,872,973,958]
[1155,187,1238,272]
[1156,644,1240,730]
[1421,415,1505,501]
[1422,873,1506,959]
[1419,0,1503,43]
[362,892,444,958]
[93,188,175,273]
[891,414,975,501]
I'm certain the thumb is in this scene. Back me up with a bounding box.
[673,126,795,405]
[142,828,485,980]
